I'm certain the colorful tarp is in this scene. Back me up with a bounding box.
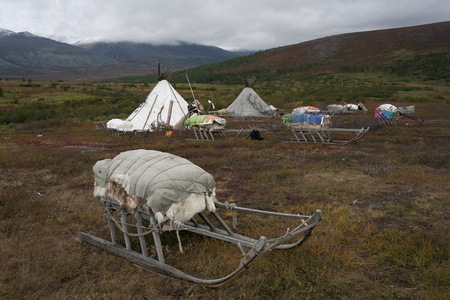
[292,106,321,114]
[375,104,399,119]
[282,113,329,125]
[184,115,227,126]
[375,110,399,119]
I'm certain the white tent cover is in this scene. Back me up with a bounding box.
[226,87,270,117]
[108,80,189,132]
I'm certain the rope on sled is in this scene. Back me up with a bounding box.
[224,201,238,229]
[266,217,310,249]
[170,219,185,254]
[103,209,156,237]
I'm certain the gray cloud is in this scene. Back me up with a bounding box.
[1,0,449,50]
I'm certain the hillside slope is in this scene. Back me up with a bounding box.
[226,21,450,73]
[270,22,450,69]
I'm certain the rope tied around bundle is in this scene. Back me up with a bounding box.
[169,219,185,253]
[225,201,238,229]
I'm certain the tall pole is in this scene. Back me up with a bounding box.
[185,73,196,101]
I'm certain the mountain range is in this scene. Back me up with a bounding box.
[0,29,250,80]
[0,21,449,81]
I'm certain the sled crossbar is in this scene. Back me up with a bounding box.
[77,198,322,286]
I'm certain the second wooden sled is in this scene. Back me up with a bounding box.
[287,127,370,145]
[77,197,322,287]
[188,127,247,141]
[184,114,251,141]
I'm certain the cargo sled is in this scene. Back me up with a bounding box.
[77,150,322,286]
[375,104,423,126]
[183,114,250,141]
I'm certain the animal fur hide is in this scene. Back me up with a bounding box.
[93,149,216,223]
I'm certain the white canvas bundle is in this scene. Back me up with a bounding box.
[93,150,216,223]
[344,104,359,111]
[378,104,398,112]
[106,119,134,132]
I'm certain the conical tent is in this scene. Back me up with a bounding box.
[226,87,270,117]
[125,80,189,132]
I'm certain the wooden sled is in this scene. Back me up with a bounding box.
[375,105,423,126]
[287,127,370,145]
[187,128,250,141]
[77,197,322,287]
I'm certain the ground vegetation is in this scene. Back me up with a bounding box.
[0,73,448,299]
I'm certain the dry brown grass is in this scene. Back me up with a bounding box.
[0,101,449,299]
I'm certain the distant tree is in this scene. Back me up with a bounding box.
[0,87,3,97]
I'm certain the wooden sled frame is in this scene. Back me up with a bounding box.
[77,197,322,287]
[288,127,370,145]
[187,128,250,141]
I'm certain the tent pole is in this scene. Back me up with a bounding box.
[166,100,174,125]
[143,95,159,131]
[185,73,196,101]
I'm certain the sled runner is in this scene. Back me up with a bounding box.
[77,150,322,286]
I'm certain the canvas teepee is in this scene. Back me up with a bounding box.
[124,79,189,132]
[226,76,271,117]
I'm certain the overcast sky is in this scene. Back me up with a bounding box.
[1,0,449,50]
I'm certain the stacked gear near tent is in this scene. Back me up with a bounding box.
[282,106,369,145]
[77,149,322,286]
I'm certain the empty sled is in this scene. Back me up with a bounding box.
[289,127,369,145]
[77,150,322,286]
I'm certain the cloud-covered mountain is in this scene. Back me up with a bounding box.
[44,34,103,46]
[0,29,118,68]
[0,29,250,80]
[78,40,250,69]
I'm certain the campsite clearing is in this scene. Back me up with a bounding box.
[0,79,449,299]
